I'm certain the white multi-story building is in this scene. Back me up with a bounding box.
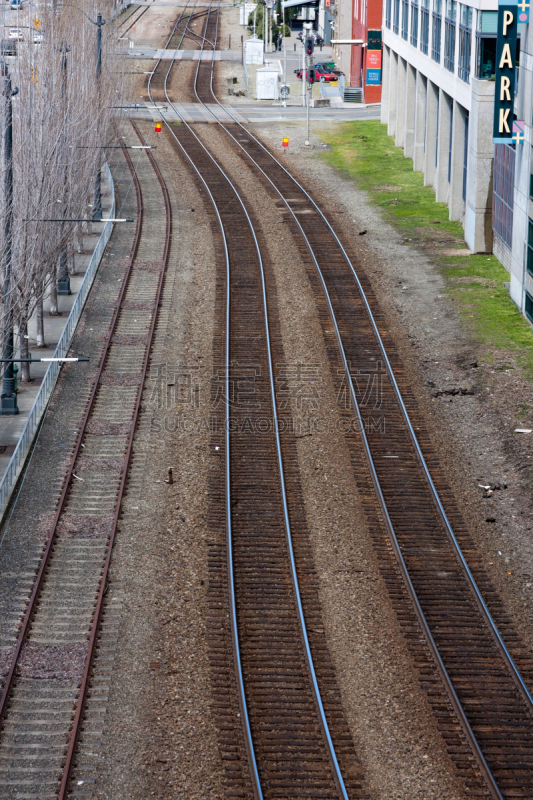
[381,0,508,253]
[503,21,533,321]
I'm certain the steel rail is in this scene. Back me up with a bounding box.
[118,0,156,37]
[0,121,170,796]
[198,26,533,726]
[149,7,352,799]
[182,7,520,798]
[147,6,262,798]
[58,121,172,798]
[0,155,143,730]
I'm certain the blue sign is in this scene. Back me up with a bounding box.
[518,0,529,23]
[366,69,381,85]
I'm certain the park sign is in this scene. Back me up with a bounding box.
[493,0,518,143]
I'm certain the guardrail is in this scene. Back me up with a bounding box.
[0,162,115,517]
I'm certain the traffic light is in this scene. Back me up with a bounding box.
[305,36,314,55]
[308,68,315,84]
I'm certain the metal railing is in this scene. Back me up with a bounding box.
[0,162,115,517]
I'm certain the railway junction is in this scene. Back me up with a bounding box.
[1,2,533,799]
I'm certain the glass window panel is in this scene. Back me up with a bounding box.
[526,291,533,323]
[460,4,472,27]
[411,0,419,45]
[421,7,430,52]
[446,0,456,19]
[480,10,497,33]
[432,13,442,60]
[477,37,496,79]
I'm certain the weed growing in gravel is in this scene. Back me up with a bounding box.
[321,120,533,374]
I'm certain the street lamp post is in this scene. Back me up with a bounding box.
[0,65,19,415]
[92,12,105,222]
[57,40,71,295]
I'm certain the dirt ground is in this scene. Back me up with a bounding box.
[82,4,533,800]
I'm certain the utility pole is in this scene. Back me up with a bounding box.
[0,65,19,415]
[92,12,105,222]
[57,40,71,295]
[304,28,313,146]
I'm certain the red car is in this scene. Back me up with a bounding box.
[294,67,343,82]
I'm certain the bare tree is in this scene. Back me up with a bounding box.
[0,0,128,383]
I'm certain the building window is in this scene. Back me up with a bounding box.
[463,112,469,202]
[402,0,409,39]
[394,0,400,34]
[448,100,453,183]
[386,0,392,28]
[435,91,440,167]
[444,0,456,72]
[420,0,430,53]
[526,291,533,324]
[493,144,515,249]
[410,0,419,46]
[528,221,533,276]
[432,0,442,62]
[458,5,472,82]
[477,36,496,78]
[529,171,533,200]
[476,11,497,79]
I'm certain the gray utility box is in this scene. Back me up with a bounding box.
[245,35,264,64]
[256,66,279,100]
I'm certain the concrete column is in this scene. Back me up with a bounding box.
[388,50,398,137]
[464,78,495,253]
[413,71,427,172]
[395,57,407,148]
[424,80,438,187]
[404,64,416,158]
[435,89,452,203]
[381,45,390,125]
[449,101,466,221]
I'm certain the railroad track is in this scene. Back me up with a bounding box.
[148,5,368,799]
[0,126,171,798]
[117,0,156,38]
[159,3,533,798]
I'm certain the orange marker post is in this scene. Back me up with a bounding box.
[155,121,162,133]
[282,137,289,148]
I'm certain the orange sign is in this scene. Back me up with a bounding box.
[155,122,162,133]
[282,137,289,147]
[367,50,382,69]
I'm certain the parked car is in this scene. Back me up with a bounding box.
[8,28,23,40]
[10,0,23,9]
[294,67,343,82]
[33,31,43,44]
[314,61,338,71]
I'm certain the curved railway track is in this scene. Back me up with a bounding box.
[0,126,171,798]
[155,3,533,798]
[148,4,368,799]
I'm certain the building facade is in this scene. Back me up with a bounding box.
[381,0,505,253]
[351,0,383,101]
[500,20,532,321]
[328,0,382,102]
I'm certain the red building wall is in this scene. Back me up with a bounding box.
[350,0,382,103]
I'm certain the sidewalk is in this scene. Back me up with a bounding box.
[0,168,114,485]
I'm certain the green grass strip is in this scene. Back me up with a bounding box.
[321,120,533,374]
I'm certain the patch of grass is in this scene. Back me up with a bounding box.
[321,120,533,374]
